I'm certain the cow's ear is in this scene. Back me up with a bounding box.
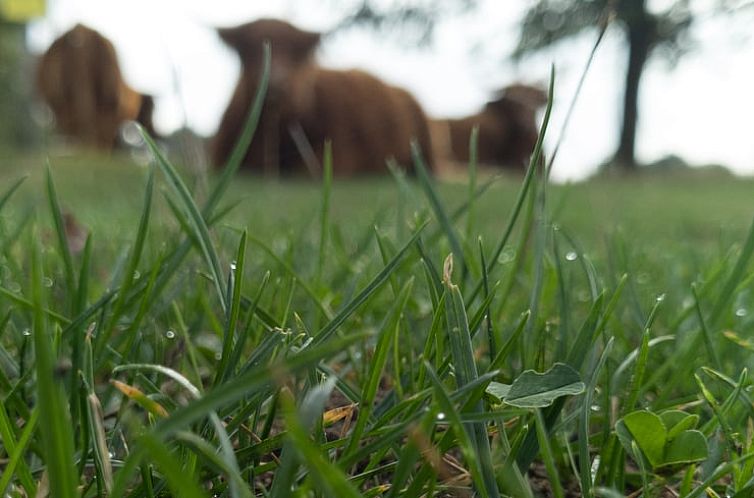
[217,26,240,48]
[297,29,321,54]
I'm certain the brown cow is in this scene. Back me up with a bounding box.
[212,19,433,176]
[431,84,547,172]
[36,24,156,150]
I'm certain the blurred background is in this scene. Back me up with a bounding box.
[2,0,753,181]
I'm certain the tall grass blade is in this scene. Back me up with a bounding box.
[0,407,39,496]
[443,254,500,498]
[0,175,26,214]
[0,403,36,494]
[216,230,247,384]
[30,229,78,498]
[313,221,427,346]
[205,42,270,215]
[345,278,413,457]
[45,164,76,308]
[412,141,468,279]
[141,129,227,312]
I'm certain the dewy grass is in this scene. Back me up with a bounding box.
[4,43,754,498]
[2,156,754,497]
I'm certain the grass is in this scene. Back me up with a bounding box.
[2,123,754,496]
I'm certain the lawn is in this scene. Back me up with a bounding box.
[1,144,754,497]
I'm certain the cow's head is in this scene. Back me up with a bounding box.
[218,19,320,88]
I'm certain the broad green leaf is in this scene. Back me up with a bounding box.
[662,430,708,467]
[616,411,666,468]
[485,381,511,404]
[504,363,585,408]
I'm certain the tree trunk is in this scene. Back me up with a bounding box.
[614,7,653,171]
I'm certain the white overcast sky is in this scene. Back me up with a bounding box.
[26,0,754,181]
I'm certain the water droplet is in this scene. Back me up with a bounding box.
[736,308,748,317]
[656,294,666,303]
[165,330,176,339]
[22,329,31,337]
[215,352,222,361]
[42,277,54,288]
[436,412,446,421]
[499,249,515,264]
[590,404,601,412]
[230,261,237,271]
[132,271,140,280]
[565,251,578,261]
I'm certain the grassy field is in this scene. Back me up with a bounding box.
[2,142,754,498]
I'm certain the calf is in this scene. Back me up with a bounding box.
[432,84,547,172]
[36,24,156,150]
[212,19,433,176]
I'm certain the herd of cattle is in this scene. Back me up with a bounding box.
[34,20,547,177]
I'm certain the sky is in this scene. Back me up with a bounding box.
[26,0,754,181]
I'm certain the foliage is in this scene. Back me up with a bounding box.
[2,55,754,495]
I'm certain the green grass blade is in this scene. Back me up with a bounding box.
[0,403,36,494]
[45,164,76,308]
[426,364,492,498]
[0,407,39,495]
[318,140,333,284]
[108,165,154,328]
[442,254,500,498]
[692,283,722,371]
[534,409,565,498]
[466,126,479,240]
[709,214,754,327]
[30,228,78,498]
[579,337,614,498]
[278,380,363,497]
[134,432,206,498]
[412,141,469,279]
[0,175,26,214]
[216,230,247,384]
[113,363,250,498]
[142,130,227,312]
[205,41,270,215]
[344,278,413,457]
[480,67,554,289]
[313,221,427,346]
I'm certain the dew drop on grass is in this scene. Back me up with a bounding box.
[736,308,748,317]
[436,412,446,421]
[230,261,237,271]
[591,455,601,483]
[165,330,176,339]
[215,352,222,361]
[132,271,140,280]
[656,293,666,303]
[22,329,31,337]
[499,249,515,264]
[565,251,578,261]
[42,277,54,288]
